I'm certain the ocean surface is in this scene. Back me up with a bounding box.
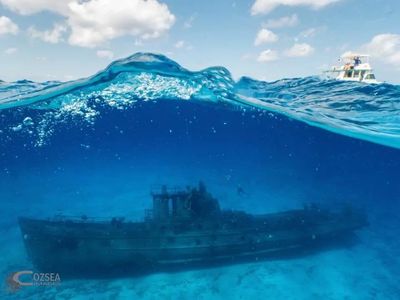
[1,53,399,299]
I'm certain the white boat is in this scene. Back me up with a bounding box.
[325,53,380,84]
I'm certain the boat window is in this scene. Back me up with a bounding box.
[361,71,366,78]
[365,74,376,80]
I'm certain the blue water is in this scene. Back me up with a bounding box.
[1,53,400,299]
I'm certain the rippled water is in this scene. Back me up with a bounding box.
[1,52,399,148]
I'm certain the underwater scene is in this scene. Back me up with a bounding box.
[0,53,400,299]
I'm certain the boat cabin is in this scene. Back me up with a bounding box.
[326,53,379,84]
[343,68,376,81]
[147,182,220,222]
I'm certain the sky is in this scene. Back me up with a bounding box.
[0,0,399,83]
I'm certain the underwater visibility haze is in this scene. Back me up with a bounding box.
[1,53,400,299]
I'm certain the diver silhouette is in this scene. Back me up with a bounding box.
[237,185,248,197]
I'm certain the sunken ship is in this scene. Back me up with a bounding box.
[19,183,367,275]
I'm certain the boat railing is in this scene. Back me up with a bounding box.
[51,213,144,223]
[150,184,189,196]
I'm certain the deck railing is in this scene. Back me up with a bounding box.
[150,184,190,196]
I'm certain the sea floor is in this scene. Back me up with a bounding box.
[1,170,400,299]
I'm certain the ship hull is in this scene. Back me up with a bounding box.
[19,207,367,276]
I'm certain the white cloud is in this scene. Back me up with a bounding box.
[257,49,279,62]
[28,23,67,44]
[340,50,356,58]
[174,40,185,48]
[183,14,196,29]
[299,27,317,38]
[0,0,68,15]
[251,0,341,15]
[96,50,114,59]
[254,28,278,46]
[0,0,175,48]
[388,52,400,65]
[364,33,400,67]
[0,16,19,35]
[285,43,314,57]
[4,47,17,54]
[263,14,299,29]
[67,0,175,47]
[173,40,193,50]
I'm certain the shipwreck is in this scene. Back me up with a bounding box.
[19,182,367,276]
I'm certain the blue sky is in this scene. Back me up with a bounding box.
[0,0,399,83]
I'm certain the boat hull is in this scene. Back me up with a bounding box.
[18,207,367,276]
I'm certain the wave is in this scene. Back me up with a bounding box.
[0,52,399,149]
